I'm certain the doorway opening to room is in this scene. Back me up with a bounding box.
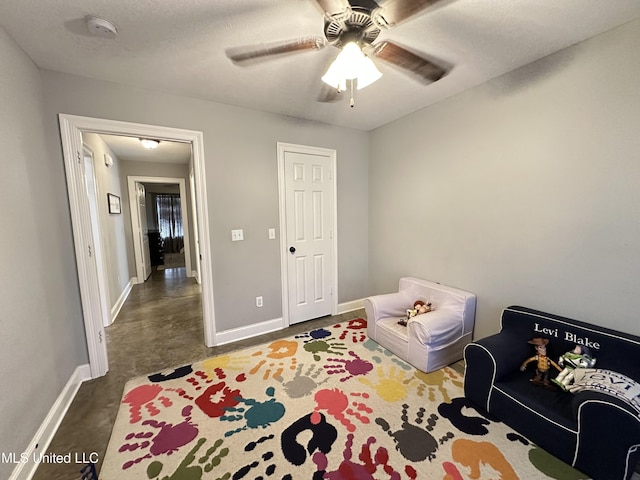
[126,175,194,284]
[154,190,186,270]
[59,115,215,378]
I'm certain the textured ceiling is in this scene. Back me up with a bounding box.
[1,0,640,130]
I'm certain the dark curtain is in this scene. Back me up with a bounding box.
[156,194,184,253]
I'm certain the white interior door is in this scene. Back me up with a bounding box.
[189,169,202,284]
[282,147,335,324]
[83,146,111,327]
[136,182,152,281]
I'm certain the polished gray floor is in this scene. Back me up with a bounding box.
[33,267,365,479]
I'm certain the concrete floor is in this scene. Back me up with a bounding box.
[32,267,366,479]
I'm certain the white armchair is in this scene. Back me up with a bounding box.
[364,277,476,373]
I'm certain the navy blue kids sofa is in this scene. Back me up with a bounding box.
[464,306,640,480]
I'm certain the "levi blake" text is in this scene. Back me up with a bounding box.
[533,323,601,350]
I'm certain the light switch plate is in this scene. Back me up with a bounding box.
[268,228,276,240]
[231,229,244,241]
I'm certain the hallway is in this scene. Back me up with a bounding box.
[33,267,363,479]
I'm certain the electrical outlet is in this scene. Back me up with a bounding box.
[231,229,244,241]
[256,296,263,308]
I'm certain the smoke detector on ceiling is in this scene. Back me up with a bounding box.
[86,16,118,38]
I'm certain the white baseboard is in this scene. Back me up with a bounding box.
[9,364,91,480]
[214,300,365,346]
[214,317,285,346]
[110,278,134,324]
[337,298,365,314]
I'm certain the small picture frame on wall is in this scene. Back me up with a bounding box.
[107,193,121,214]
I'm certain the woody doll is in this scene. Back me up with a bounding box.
[520,337,562,390]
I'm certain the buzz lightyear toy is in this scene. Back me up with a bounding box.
[552,345,597,391]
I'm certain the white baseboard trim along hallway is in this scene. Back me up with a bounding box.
[9,364,91,480]
[110,278,134,325]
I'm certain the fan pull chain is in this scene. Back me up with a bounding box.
[350,79,355,108]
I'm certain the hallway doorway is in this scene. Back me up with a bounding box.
[126,175,193,285]
[59,114,216,378]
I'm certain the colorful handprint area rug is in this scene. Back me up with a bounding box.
[100,318,589,479]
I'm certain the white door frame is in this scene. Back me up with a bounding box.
[128,176,193,282]
[277,142,338,326]
[82,145,112,328]
[59,114,216,378]
[189,168,202,284]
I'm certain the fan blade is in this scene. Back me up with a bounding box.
[227,37,326,64]
[373,0,442,27]
[313,0,351,15]
[374,41,447,83]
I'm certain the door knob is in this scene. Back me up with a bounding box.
[289,246,296,253]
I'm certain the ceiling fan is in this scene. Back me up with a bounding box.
[226,0,449,106]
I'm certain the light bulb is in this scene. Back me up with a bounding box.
[139,138,160,149]
[321,42,382,92]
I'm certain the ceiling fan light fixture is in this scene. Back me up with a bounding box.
[321,42,382,91]
[356,56,383,90]
[139,138,160,149]
[321,61,348,92]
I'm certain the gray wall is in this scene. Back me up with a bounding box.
[0,27,87,479]
[40,71,370,332]
[369,19,640,340]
